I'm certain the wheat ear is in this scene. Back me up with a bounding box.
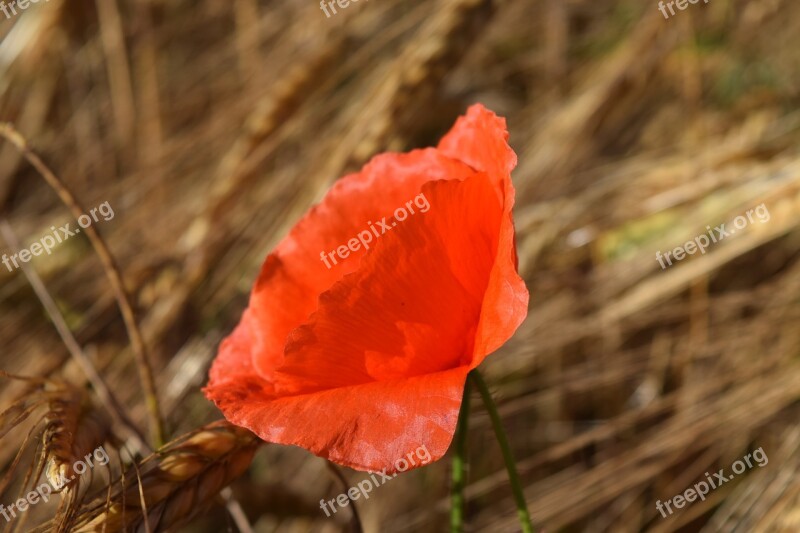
[42,380,112,493]
[68,420,261,532]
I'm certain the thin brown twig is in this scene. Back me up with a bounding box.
[0,220,148,456]
[131,457,151,533]
[0,123,165,447]
[219,487,256,533]
[325,461,363,533]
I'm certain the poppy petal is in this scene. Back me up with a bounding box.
[437,103,518,192]
[471,177,529,364]
[206,364,469,473]
[438,104,529,362]
[273,170,504,395]
[245,150,478,381]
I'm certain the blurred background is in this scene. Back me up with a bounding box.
[0,0,798,531]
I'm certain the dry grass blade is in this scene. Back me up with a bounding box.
[326,461,363,533]
[41,380,111,494]
[0,373,112,532]
[0,124,164,447]
[0,373,111,492]
[67,420,261,533]
[0,391,46,441]
[0,220,149,455]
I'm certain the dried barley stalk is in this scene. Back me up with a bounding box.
[0,373,111,492]
[0,373,112,532]
[42,380,112,493]
[69,420,261,533]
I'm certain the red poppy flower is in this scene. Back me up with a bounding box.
[204,104,529,473]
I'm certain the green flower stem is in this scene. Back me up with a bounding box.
[471,370,534,533]
[450,378,471,533]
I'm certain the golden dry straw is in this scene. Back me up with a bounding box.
[41,380,112,494]
[67,420,261,533]
[0,372,110,492]
[0,373,112,531]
